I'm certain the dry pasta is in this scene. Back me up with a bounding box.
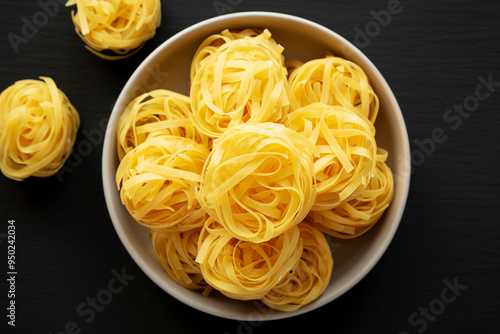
[116,89,209,161]
[116,135,209,231]
[288,54,379,123]
[308,154,394,238]
[66,0,161,60]
[286,103,377,211]
[196,219,303,301]
[190,29,290,138]
[261,222,333,311]
[197,122,318,243]
[190,28,280,81]
[114,27,396,311]
[151,227,212,294]
[0,77,80,181]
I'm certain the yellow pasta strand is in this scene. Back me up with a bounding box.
[116,135,209,231]
[116,89,209,160]
[197,122,318,243]
[66,0,161,60]
[152,227,212,295]
[288,54,379,123]
[261,222,333,311]
[308,155,394,238]
[196,219,303,301]
[190,29,290,138]
[0,77,80,181]
[287,103,377,211]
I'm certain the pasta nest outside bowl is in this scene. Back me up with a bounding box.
[102,11,411,320]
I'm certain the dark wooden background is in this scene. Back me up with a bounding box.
[1,0,499,333]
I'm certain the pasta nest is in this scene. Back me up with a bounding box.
[66,0,162,60]
[196,219,303,301]
[286,103,377,211]
[197,122,318,243]
[116,135,209,231]
[151,227,212,294]
[116,89,209,161]
[261,222,333,311]
[190,29,290,138]
[288,54,379,123]
[0,77,80,181]
[308,157,394,238]
[190,28,281,81]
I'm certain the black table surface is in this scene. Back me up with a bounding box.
[1,1,499,333]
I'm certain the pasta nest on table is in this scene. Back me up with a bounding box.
[288,54,379,123]
[0,77,80,181]
[197,122,318,243]
[196,218,303,301]
[190,29,290,138]
[286,103,377,211]
[116,135,209,231]
[261,222,333,311]
[66,0,162,60]
[116,89,209,161]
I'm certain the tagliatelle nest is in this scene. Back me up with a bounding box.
[116,89,209,161]
[0,77,80,181]
[288,54,379,123]
[196,219,303,301]
[190,29,290,138]
[308,158,394,238]
[151,227,212,295]
[190,28,280,81]
[66,0,162,60]
[197,122,318,243]
[116,135,209,231]
[286,103,377,211]
[261,222,333,311]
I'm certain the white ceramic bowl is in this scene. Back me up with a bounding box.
[102,11,411,321]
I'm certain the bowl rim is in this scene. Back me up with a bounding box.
[102,10,411,320]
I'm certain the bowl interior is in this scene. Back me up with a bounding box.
[102,12,410,321]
